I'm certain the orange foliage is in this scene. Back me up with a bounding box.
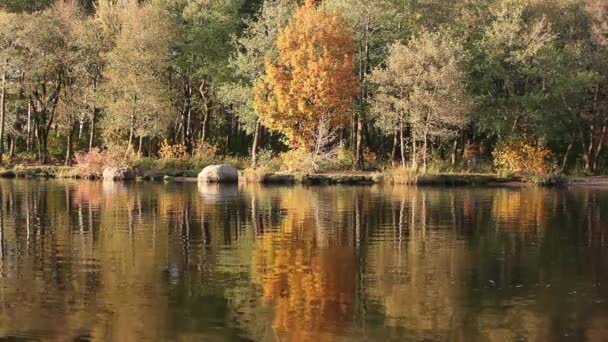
[492,139,553,176]
[254,0,358,150]
[158,139,188,159]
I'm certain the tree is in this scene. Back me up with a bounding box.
[0,11,21,164]
[326,0,418,168]
[101,0,175,154]
[160,0,245,154]
[468,0,556,137]
[254,0,358,152]
[17,4,78,162]
[371,30,470,170]
[221,0,297,167]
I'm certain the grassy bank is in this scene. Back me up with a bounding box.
[0,164,584,187]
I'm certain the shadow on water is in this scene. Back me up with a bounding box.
[0,179,607,341]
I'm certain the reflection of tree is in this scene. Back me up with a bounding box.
[251,187,356,341]
[1,181,608,341]
[491,188,553,231]
[365,186,470,339]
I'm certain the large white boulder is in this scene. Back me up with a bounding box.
[197,164,238,183]
[102,166,135,181]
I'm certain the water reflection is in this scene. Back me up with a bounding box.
[0,180,607,340]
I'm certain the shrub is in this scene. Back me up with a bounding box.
[492,139,553,178]
[256,148,282,172]
[193,141,218,159]
[387,166,418,184]
[74,147,132,178]
[159,140,188,159]
[279,149,318,173]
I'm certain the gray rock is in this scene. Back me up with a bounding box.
[197,164,238,183]
[103,166,135,181]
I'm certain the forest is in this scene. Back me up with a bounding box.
[0,0,607,179]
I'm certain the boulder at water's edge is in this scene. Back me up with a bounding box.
[198,164,238,183]
[103,166,135,181]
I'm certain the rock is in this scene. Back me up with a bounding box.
[102,166,135,181]
[197,164,238,183]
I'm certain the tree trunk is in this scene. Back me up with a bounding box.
[592,125,607,171]
[411,131,417,168]
[251,121,261,168]
[65,123,74,166]
[0,73,6,165]
[399,120,406,168]
[127,112,135,154]
[89,110,96,151]
[423,131,428,172]
[9,135,15,158]
[451,139,458,166]
[26,100,32,152]
[391,129,398,166]
[354,114,364,170]
[201,110,208,143]
[138,135,144,156]
[562,142,573,173]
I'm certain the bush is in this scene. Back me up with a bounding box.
[193,141,218,159]
[279,149,318,173]
[492,139,553,178]
[74,147,132,178]
[387,166,418,184]
[159,140,188,159]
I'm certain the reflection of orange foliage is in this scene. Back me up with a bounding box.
[251,189,355,342]
[72,181,104,207]
[492,189,550,230]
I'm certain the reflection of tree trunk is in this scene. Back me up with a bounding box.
[398,192,405,242]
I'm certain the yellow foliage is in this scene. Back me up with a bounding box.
[279,148,317,173]
[193,141,218,159]
[492,139,553,176]
[254,0,358,150]
[158,140,187,159]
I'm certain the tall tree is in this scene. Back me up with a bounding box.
[254,0,358,152]
[220,0,297,167]
[101,0,175,154]
[0,11,21,164]
[326,0,417,168]
[161,0,245,153]
[17,3,79,162]
[371,30,470,170]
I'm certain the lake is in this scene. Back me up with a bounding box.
[0,180,607,341]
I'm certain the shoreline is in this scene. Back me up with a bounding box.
[2,165,608,187]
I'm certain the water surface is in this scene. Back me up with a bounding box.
[0,180,607,341]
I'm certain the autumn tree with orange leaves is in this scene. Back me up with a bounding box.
[254,0,358,152]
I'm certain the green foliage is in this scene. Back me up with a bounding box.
[1,0,608,177]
